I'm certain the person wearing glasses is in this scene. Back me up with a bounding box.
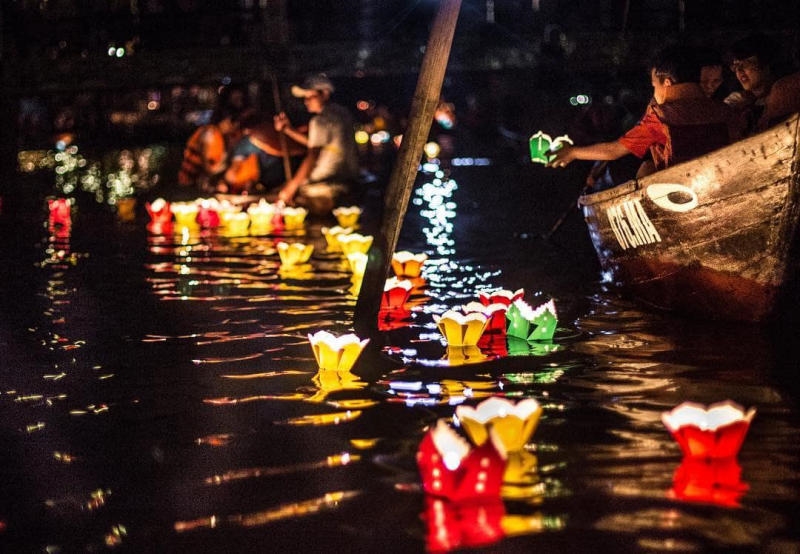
[726,33,800,134]
[273,74,359,215]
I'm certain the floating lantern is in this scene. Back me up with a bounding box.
[247,200,276,235]
[505,299,558,341]
[332,205,362,228]
[48,197,72,228]
[423,497,505,553]
[381,277,413,311]
[277,242,314,267]
[501,450,540,495]
[463,301,508,333]
[145,198,173,235]
[433,310,489,346]
[282,206,308,230]
[116,197,137,222]
[307,330,370,372]
[528,131,573,165]
[662,400,756,459]
[220,211,250,237]
[391,251,428,278]
[416,419,506,503]
[196,199,221,228]
[338,233,373,257]
[321,226,353,252]
[423,141,441,160]
[478,288,524,307]
[456,396,543,453]
[170,202,199,232]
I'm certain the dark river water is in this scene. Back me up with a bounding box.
[1,131,800,553]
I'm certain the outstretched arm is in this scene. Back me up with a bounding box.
[547,141,631,168]
[274,112,310,147]
[277,147,321,204]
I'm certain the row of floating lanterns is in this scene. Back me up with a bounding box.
[131,193,759,548]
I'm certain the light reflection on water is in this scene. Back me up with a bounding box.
[1,156,800,552]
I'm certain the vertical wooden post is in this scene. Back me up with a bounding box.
[353,0,462,336]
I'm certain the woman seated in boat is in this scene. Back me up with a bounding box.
[725,32,800,135]
[548,45,738,180]
[221,110,306,195]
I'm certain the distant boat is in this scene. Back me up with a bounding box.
[578,114,800,322]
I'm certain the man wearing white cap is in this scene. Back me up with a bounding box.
[273,73,359,214]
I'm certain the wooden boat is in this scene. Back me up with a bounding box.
[578,114,800,322]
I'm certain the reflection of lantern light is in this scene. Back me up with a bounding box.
[445,345,487,366]
[338,233,373,256]
[423,497,505,552]
[478,288,524,307]
[220,211,250,236]
[417,419,506,503]
[662,400,756,459]
[424,141,441,159]
[462,301,508,333]
[307,330,370,371]
[282,207,308,230]
[434,310,489,346]
[170,202,199,232]
[247,200,277,235]
[456,397,543,453]
[48,197,72,228]
[668,456,748,507]
[321,226,353,252]
[381,277,413,311]
[332,205,362,228]
[277,242,314,267]
[505,299,558,341]
[145,197,173,234]
[391,250,428,278]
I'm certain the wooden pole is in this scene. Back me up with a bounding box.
[354,0,462,337]
[270,74,294,181]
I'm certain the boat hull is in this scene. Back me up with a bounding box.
[579,114,800,322]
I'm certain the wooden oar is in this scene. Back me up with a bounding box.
[354,0,462,337]
[270,74,293,182]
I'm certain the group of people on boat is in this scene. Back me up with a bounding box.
[548,32,800,190]
[177,74,359,215]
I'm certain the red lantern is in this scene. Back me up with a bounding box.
[416,420,506,503]
[478,288,524,307]
[48,198,72,229]
[381,278,413,311]
[145,198,173,235]
[196,204,220,229]
[662,401,756,459]
[668,457,748,507]
[423,497,505,552]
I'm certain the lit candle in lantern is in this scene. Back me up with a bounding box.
[381,277,413,311]
[391,251,428,278]
[247,200,277,235]
[196,198,221,229]
[282,206,308,231]
[307,330,370,372]
[170,201,199,232]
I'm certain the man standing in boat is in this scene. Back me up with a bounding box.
[272,74,359,215]
[548,45,736,179]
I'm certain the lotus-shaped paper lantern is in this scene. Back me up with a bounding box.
[145,198,173,234]
[501,450,540,496]
[321,226,353,252]
[282,206,308,230]
[338,233,373,257]
[332,205,362,228]
[423,497,505,553]
[170,202,199,231]
[196,199,221,228]
[381,277,413,311]
[456,396,543,453]
[528,131,573,165]
[391,250,428,278]
[662,400,756,459]
[48,197,72,228]
[219,210,250,236]
[505,299,558,341]
[434,310,489,347]
[277,242,314,267]
[477,288,524,307]
[668,456,748,507]
[463,301,508,333]
[416,419,506,503]
[307,330,370,372]
[247,200,277,235]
